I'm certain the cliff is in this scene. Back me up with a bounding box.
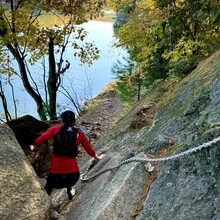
[0,49,220,220]
[61,49,220,220]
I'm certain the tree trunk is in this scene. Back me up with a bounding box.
[7,44,47,121]
[0,81,12,122]
[47,38,58,120]
[137,75,141,101]
[0,13,47,121]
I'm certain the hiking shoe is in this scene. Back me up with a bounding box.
[67,187,76,200]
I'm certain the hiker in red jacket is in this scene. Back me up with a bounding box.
[32,110,105,199]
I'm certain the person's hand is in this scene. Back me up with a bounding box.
[30,145,35,151]
[30,145,39,152]
[94,154,106,161]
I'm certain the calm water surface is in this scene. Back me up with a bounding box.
[1,21,127,119]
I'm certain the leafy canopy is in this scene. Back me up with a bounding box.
[109,0,220,106]
[0,0,106,120]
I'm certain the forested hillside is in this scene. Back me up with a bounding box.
[110,0,220,107]
[0,0,219,122]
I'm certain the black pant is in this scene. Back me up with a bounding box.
[44,172,80,197]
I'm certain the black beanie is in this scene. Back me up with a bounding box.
[60,110,75,124]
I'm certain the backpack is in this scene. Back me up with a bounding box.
[53,126,78,158]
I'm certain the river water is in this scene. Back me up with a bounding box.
[0,21,127,119]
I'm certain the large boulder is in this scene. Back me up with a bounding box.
[6,115,52,177]
[6,115,50,148]
[0,124,51,220]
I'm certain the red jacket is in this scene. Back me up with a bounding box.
[34,125,96,174]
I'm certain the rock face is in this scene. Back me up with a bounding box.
[1,50,220,220]
[60,50,220,219]
[0,124,51,220]
[6,115,51,178]
[61,152,148,220]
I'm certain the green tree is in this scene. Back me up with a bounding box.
[111,0,220,87]
[112,57,145,106]
[158,0,220,60]
[0,0,105,121]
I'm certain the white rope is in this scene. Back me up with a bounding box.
[80,136,220,182]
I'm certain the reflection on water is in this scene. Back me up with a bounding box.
[0,21,127,119]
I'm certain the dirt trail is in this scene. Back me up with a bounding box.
[77,89,125,144]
